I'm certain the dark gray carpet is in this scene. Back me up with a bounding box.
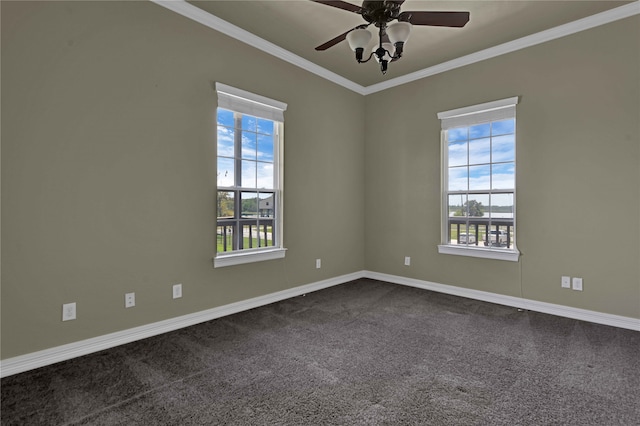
[2,279,639,425]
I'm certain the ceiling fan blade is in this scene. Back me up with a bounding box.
[310,0,362,14]
[315,25,367,51]
[398,11,470,28]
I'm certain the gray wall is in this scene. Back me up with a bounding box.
[1,2,638,361]
[365,16,639,318]
[1,1,365,358]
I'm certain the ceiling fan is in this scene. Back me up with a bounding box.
[312,0,470,74]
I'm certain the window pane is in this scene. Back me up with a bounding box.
[257,162,274,189]
[448,140,467,167]
[242,223,259,249]
[447,127,468,142]
[217,109,234,127]
[242,115,257,132]
[462,229,477,246]
[255,221,274,246]
[258,193,275,218]
[241,160,257,188]
[217,126,235,157]
[468,138,490,165]
[216,224,235,253]
[448,167,468,191]
[257,119,274,135]
[490,193,515,247]
[490,193,514,219]
[467,194,489,217]
[492,119,515,136]
[448,223,461,245]
[492,163,515,190]
[242,131,257,160]
[241,192,258,218]
[217,157,234,187]
[483,224,512,248]
[258,134,274,162]
[468,165,491,190]
[216,191,235,219]
[469,123,490,139]
[449,194,466,218]
[492,135,515,163]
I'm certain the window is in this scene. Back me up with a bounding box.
[437,97,520,261]
[214,83,287,267]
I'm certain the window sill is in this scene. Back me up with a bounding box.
[438,244,520,262]
[213,248,287,268]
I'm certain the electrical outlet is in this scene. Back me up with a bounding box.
[62,302,76,321]
[125,292,135,308]
[316,259,321,269]
[173,283,182,299]
[404,256,411,266]
[572,277,583,291]
[561,276,571,289]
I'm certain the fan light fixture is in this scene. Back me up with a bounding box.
[346,22,411,74]
[312,0,470,76]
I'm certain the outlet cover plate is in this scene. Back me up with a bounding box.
[173,284,182,299]
[572,277,583,291]
[561,276,571,288]
[62,302,76,321]
[125,292,135,308]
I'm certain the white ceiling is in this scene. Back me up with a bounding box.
[157,1,638,93]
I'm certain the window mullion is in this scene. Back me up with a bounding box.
[233,114,243,251]
[234,113,243,188]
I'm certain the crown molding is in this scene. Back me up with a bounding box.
[152,0,639,96]
[151,0,367,95]
[364,1,640,94]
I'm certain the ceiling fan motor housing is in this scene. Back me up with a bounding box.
[361,1,402,26]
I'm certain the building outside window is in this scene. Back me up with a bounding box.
[214,83,287,267]
[437,97,520,262]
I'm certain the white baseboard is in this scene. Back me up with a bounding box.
[364,271,640,332]
[2,270,637,378]
[0,271,362,378]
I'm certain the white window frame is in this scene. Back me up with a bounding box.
[437,97,520,262]
[214,83,287,268]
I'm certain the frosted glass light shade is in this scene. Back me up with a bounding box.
[387,22,412,44]
[346,28,372,51]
